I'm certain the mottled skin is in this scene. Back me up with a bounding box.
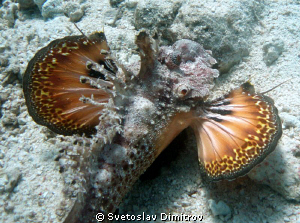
[74,32,219,222]
[23,31,281,222]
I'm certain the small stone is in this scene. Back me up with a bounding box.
[1,114,18,127]
[41,0,64,19]
[13,215,21,221]
[208,199,231,217]
[17,117,27,125]
[280,112,300,129]
[4,202,14,213]
[64,2,84,22]
[0,173,9,193]
[263,39,284,66]
[1,1,19,27]
[28,211,37,219]
[172,202,181,208]
[191,193,197,198]
[0,56,9,67]
[110,0,124,7]
[0,168,22,194]
[180,201,191,207]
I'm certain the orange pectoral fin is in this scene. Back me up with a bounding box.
[192,82,282,181]
[23,32,116,135]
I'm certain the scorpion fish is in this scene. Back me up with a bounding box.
[22,30,282,222]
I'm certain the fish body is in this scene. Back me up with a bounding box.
[22,31,281,222]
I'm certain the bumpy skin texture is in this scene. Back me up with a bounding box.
[78,33,219,222]
[23,31,281,222]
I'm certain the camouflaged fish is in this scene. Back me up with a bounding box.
[22,30,282,222]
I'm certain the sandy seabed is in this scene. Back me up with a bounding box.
[0,0,299,222]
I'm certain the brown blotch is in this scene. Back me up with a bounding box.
[257,141,264,147]
[227,159,233,164]
[259,118,267,124]
[242,158,246,164]
[41,63,47,70]
[261,104,267,110]
[61,47,67,53]
[220,165,227,171]
[269,129,275,134]
[241,143,247,149]
[35,90,41,96]
[261,126,267,134]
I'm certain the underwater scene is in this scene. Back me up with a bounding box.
[0,0,299,222]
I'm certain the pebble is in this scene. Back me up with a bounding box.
[172,202,181,208]
[263,39,284,66]
[280,112,300,129]
[180,201,191,207]
[0,168,22,194]
[64,2,84,22]
[208,199,231,217]
[4,202,14,213]
[0,173,9,193]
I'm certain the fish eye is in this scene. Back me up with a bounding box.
[175,84,190,98]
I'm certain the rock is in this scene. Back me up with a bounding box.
[0,173,9,193]
[0,168,22,194]
[169,0,265,73]
[17,0,36,9]
[263,39,284,66]
[280,112,300,129]
[1,114,18,127]
[208,199,231,217]
[0,0,19,27]
[135,0,182,31]
[4,202,14,213]
[0,57,9,67]
[64,2,84,22]
[41,0,64,19]
[110,0,125,7]
[40,0,85,21]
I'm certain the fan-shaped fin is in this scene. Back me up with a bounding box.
[23,32,117,135]
[192,82,282,181]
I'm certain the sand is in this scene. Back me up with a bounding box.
[0,0,299,222]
